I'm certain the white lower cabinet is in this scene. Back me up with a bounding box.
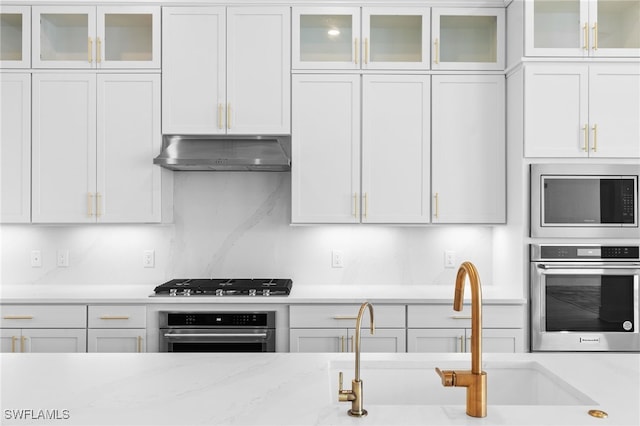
[87,305,146,353]
[407,304,525,353]
[289,305,406,353]
[0,305,87,353]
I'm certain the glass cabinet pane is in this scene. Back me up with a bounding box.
[39,13,89,62]
[369,15,422,63]
[440,15,497,63]
[299,14,353,62]
[533,0,581,49]
[104,13,153,61]
[597,0,640,49]
[0,13,24,61]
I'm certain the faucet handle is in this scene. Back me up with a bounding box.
[435,367,455,387]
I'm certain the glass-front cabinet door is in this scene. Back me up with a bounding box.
[0,6,30,68]
[293,7,360,70]
[32,6,159,68]
[431,8,505,70]
[293,7,430,70]
[525,0,640,57]
[361,8,430,70]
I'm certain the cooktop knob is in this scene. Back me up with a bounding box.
[249,289,257,296]
[262,289,270,296]
[215,289,224,296]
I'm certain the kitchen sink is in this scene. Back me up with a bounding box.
[329,360,596,406]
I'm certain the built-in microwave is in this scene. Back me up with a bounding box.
[531,164,639,238]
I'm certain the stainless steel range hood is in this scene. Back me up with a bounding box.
[153,135,291,171]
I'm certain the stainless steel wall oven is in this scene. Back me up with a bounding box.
[160,312,276,352]
[531,244,640,352]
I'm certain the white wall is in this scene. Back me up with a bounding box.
[0,172,518,293]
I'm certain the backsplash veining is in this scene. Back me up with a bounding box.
[1,173,503,289]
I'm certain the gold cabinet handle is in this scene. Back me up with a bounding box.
[227,102,231,129]
[354,37,358,65]
[434,192,439,219]
[88,37,93,63]
[364,37,369,65]
[3,315,34,320]
[434,38,440,64]
[96,193,102,217]
[341,335,345,352]
[450,315,472,320]
[218,104,223,130]
[21,336,26,353]
[11,336,17,353]
[333,315,358,320]
[583,23,589,50]
[459,335,464,353]
[353,193,358,218]
[99,315,130,320]
[582,124,589,151]
[137,336,143,353]
[592,22,598,50]
[97,37,102,63]
[363,193,368,219]
[592,124,598,152]
[88,192,94,217]
[349,336,354,352]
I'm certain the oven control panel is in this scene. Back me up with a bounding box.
[536,245,640,260]
[165,312,273,327]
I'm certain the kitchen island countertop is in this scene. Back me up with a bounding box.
[1,352,638,425]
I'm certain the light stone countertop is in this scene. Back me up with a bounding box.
[0,284,525,305]
[0,352,638,425]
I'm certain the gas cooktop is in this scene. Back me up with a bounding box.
[152,278,293,297]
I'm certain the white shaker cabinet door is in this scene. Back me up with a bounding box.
[431,74,505,223]
[32,73,96,223]
[362,74,430,223]
[588,64,640,158]
[292,74,361,223]
[96,74,161,222]
[227,7,290,134]
[0,73,31,223]
[161,7,225,134]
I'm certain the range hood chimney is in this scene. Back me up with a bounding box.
[153,135,291,171]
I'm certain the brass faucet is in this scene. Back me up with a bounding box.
[435,261,487,418]
[337,301,375,417]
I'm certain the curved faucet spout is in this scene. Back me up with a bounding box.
[354,302,375,381]
[454,261,483,374]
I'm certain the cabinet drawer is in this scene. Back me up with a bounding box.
[290,305,405,328]
[88,305,146,328]
[1,305,86,328]
[407,304,524,328]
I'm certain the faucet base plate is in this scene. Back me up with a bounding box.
[348,409,368,417]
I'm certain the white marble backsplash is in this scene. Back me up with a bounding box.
[1,173,513,291]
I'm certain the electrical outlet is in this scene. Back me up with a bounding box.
[331,250,344,268]
[57,249,69,267]
[143,250,155,268]
[31,250,42,268]
[444,250,456,268]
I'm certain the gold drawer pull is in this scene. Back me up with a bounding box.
[11,336,17,352]
[3,315,34,320]
[333,315,358,320]
[450,315,472,320]
[137,336,143,353]
[99,315,130,320]
[21,336,26,352]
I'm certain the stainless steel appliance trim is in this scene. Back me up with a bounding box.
[163,333,268,338]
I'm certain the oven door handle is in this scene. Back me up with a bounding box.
[163,333,268,339]
[537,263,640,270]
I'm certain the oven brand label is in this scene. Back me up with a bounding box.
[579,337,600,344]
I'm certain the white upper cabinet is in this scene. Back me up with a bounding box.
[293,7,430,70]
[525,0,640,57]
[524,63,640,158]
[431,75,506,223]
[32,6,160,69]
[0,73,31,223]
[431,8,505,70]
[0,6,30,68]
[32,73,162,223]
[162,7,290,135]
[361,75,430,223]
